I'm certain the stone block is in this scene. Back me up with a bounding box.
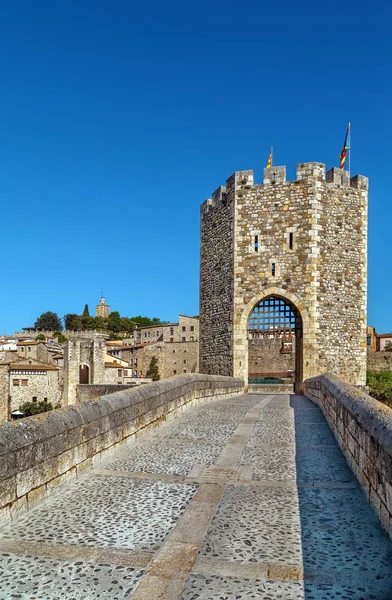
[16,457,59,498]
[76,458,93,474]
[0,450,17,481]
[27,485,48,509]
[10,496,27,520]
[46,468,76,494]
[0,506,10,527]
[0,476,17,506]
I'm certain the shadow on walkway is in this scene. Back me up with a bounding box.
[291,393,392,599]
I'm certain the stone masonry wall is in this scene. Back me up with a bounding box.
[141,341,199,379]
[77,384,135,403]
[0,374,244,525]
[200,162,368,389]
[9,370,62,412]
[248,337,295,375]
[200,183,236,376]
[0,365,9,423]
[316,170,368,384]
[367,349,392,372]
[305,374,392,540]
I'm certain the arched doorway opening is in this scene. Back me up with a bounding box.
[247,295,303,392]
[79,364,90,384]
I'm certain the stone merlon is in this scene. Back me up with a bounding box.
[201,162,368,213]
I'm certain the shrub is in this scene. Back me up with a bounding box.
[367,370,392,408]
[19,400,54,417]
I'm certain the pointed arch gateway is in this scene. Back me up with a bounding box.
[237,287,309,394]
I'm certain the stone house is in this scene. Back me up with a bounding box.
[107,339,199,380]
[130,315,199,345]
[377,333,392,352]
[141,340,199,378]
[104,354,134,385]
[0,358,62,421]
[367,326,377,352]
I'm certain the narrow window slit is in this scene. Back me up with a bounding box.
[271,263,276,277]
[289,232,293,249]
[254,235,258,252]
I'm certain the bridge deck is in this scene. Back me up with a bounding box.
[0,394,391,599]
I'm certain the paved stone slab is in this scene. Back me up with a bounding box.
[105,439,222,476]
[295,445,355,483]
[179,573,392,600]
[241,445,297,480]
[249,418,295,445]
[1,475,196,552]
[0,539,152,567]
[179,574,305,600]
[298,487,392,571]
[294,421,337,446]
[199,485,302,566]
[0,553,143,599]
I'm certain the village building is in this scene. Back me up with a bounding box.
[0,358,62,419]
[377,333,392,352]
[106,315,200,379]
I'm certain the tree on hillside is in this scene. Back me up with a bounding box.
[83,307,95,329]
[94,316,108,330]
[130,315,168,327]
[108,311,122,334]
[120,317,137,334]
[146,356,160,381]
[35,312,63,331]
[81,304,95,329]
[64,314,83,331]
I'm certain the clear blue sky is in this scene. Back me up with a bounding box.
[0,0,391,333]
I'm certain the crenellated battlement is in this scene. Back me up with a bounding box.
[202,162,368,215]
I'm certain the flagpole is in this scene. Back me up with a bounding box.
[271,146,273,166]
[348,122,351,175]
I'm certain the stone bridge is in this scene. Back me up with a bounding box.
[0,375,391,599]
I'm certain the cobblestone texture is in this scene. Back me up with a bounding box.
[1,476,196,551]
[179,574,390,600]
[0,392,391,599]
[0,554,143,599]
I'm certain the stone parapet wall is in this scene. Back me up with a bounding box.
[304,374,392,539]
[0,374,243,525]
[248,384,293,393]
[76,384,135,403]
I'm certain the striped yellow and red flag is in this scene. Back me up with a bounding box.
[266,148,272,168]
[340,123,350,170]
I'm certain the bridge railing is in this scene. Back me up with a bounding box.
[0,374,243,526]
[305,374,392,540]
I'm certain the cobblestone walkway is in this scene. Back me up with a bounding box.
[0,394,392,599]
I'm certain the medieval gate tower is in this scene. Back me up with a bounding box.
[200,162,368,392]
